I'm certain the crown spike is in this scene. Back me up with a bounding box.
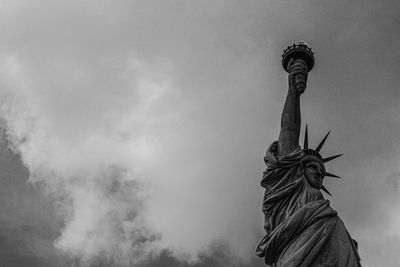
[304,124,309,149]
[325,172,341,178]
[321,185,332,196]
[315,130,331,153]
[323,154,343,163]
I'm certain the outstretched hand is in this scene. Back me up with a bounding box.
[288,58,308,95]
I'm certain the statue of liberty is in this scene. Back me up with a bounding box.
[256,42,361,266]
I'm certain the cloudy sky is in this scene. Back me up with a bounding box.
[0,0,399,266]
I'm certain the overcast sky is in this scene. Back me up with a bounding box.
[0,1,399,266]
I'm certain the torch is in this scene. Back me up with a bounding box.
[282,41,315,94]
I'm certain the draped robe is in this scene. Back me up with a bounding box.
[256,142,361,266]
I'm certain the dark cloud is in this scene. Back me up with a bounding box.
[0,131,66,266]
[136,242,266,267]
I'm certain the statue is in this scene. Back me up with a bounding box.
[256,42,362,266]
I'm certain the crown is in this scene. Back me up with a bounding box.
[302,125,343,196]
[282,41,315,72]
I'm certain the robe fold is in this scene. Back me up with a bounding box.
[256,142,361,267]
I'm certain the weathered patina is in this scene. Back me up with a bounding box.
[256,43,361,266]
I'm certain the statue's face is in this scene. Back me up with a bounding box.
[303,160,325,189]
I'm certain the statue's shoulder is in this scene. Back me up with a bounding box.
[261,142,303,189]
[264,141,302,167]
[264,141,278,166]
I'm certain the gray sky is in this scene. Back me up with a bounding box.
[0,0,399,266]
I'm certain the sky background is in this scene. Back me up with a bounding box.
[0,0,398,266]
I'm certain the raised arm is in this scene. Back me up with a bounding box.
[278,59,308,156]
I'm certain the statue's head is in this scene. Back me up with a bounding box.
[301,125,342,196]
[302,154,325,190]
